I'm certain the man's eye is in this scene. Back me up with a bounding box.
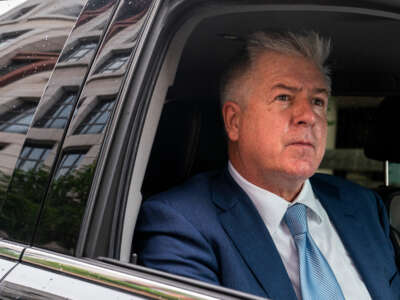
[276,94,290,101]
[313,98,326,107]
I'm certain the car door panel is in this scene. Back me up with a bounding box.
[0,240,24,281]
[0,247,239,299]
[0,260,14,279]
[0,264,144,300]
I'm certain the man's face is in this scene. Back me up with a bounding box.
[224,51,328,189]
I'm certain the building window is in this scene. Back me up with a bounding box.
[0,31,27,49]
[0,59,32,77]
[16,146,51,172]
[0,102,37,134]
[7,5,36,20]
[97,54,130,74]
[8,5,36,20]
[53,5,83,17]
[74,99,115,134]
[62,42,97,63]
[55,152,85,179]
[35,92,77,129]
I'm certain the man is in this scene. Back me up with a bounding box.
[134,31,400,299]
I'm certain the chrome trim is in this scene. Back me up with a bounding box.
[22,248,220,299]
[0,240,24,261]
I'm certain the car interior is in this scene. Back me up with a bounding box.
[120,3,400,266]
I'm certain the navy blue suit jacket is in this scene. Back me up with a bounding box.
[134,170,400,299]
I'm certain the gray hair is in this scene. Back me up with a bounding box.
[220,31,332,106]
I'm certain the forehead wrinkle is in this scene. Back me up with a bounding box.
[271,83,302,93]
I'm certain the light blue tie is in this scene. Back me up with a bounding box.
[284,203,345,300]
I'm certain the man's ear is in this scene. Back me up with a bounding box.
[222,101,242,142]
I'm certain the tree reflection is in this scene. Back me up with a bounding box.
[0,162,95,253]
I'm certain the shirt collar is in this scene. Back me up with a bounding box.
[291,179,323,225]
[228,162,323,235]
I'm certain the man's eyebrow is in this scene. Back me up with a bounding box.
[313,88,330,95]
[272,84,330,95]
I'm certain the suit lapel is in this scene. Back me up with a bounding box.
[310,176,383,299]
[212,170,297,300]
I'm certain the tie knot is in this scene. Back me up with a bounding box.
[284,203,308,236]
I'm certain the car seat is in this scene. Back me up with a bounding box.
[141,98,227,199]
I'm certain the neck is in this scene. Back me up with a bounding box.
[229,154,304,202]
[247,172,303,202]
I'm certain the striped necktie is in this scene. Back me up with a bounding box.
[284,203,345,300]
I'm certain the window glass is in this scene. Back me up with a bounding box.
[319,97,384,188]
[0,0,89,244]
[0,101,37,134]
[53,5,84,17]
[74,98,115,134]
[96,53,130,74]
[33,149,92,252]
[0,144,53,242]
[9,5,36,20]
[55,152,85,179]
[62,42,98,63]
[16,145,51,172]
[389,164,400,186]
[35,92,77,129]
[0,30,28,49]
[33,0,154,254]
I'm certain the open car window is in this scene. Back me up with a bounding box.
[125,0,400,253]
[111,0,400,297]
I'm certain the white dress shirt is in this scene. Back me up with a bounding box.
[228,162,371,300]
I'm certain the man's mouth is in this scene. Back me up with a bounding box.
[288,141,315,149]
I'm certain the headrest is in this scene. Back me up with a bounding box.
[142,98,227,198]
[364,96,400,162]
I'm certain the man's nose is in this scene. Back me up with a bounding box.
[292,97,317,126]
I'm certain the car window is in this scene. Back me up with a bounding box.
[0,0,90,244]
[319,96,384,188]
[139,5,400,193]
[31,0,154,255]
[95,1,400,298]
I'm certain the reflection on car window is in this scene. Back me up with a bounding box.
[55,151,86,179]
[0,0,88,245]
[0,143,54,242]
[53,5,84,17]
[33,0,154,254]
[35,149,94,252]
[35,92,77,129]
[0,100,38,134]
[0,30,29,49]
[74,98,116,134]
[4,5,37,21]
[62,41,98,63]
[96,53,130,74]
[16,145,52,172]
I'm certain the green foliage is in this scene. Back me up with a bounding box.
[37,163,96,252]
[0,162,96,253]
[0,167,49,242]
